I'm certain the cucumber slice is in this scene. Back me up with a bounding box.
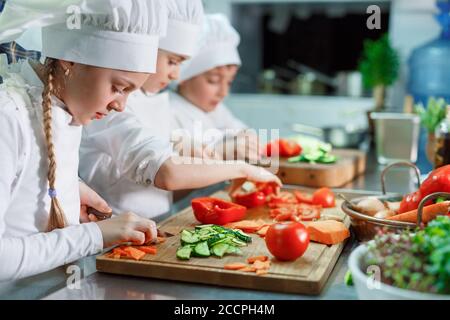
[287,155,302,163]
[195,224,214,230]
[181,229,200,244]
[193,241,210,257]
[233,229,252,243]
[211,243,229,257]
[225,245,242,255]
[319,154,337,164]
[231,238,247,247]
[176,246,192,260]
[303,150,325,162]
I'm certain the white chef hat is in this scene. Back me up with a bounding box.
[159,0,204,57]
[179,14,241,82]
[0,0,168,73]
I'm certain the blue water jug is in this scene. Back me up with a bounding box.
[408,0,450,173]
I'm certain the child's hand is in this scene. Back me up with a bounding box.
[79,180,112,223]
[95,212,157,248]
[243,164,282,187]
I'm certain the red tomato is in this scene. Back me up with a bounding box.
[265,222,310,261]
[312,187,336,208]
[398,190,423,213]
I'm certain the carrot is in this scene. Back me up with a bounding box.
[387,201,450,223]
[252,260,269,270]
[247,255,269,264]
[112,248,128,256]
[256,269,269,276]
[240,267,256,272]
[257,225,270,237]
[224,262,248,270]
[123,247,146,261]
[138,246,158,255]
[307,220,350,245]
[225,220,264,233]
[157,236,166,244]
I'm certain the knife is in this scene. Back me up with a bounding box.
[87,207,175,240]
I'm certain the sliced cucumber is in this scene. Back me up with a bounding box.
[211,243,229,257]
[176,245,192,260]
[319,154,337,164]
[181,229,200,244]
[193,241,210,257]
[233,229,252,243]
[225,245,242,255]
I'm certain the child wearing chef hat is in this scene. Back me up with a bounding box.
[171,14,259,162]
[79,0,204,219]
[0,0,170,280]
[78,3,281,221]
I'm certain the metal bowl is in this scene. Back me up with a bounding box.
[341,161,450,241]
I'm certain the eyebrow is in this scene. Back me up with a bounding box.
[115,76,139,90]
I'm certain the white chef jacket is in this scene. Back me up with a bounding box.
[79,90,174,219]
[0,61,103,281]
[169,91,247,144]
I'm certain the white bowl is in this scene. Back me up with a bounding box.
[348,244,450,300]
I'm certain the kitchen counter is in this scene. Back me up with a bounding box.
[0,151,422,300]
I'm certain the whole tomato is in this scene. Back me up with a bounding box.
[265,222,310,261]
[312,187,336,208]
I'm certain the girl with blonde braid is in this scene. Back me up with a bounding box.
[0,0,168,280]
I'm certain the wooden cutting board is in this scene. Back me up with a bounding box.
[96,190,351,295]
[273,149,366,187]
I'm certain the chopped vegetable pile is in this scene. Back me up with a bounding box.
[176,224,252,260]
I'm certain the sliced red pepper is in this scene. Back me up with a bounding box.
[294,191,313,204]
[297,204,321,221]
[191,197,247,225]
[230,181,279,208]
[268,191,297,206]
[265,139,302,158]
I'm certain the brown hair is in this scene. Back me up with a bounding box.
[42,58,67,231]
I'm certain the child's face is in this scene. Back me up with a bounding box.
[179,65,238,113]
[61,62,149,125]
[141,49,187,94]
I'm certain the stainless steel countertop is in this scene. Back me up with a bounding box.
[1,151,422,300]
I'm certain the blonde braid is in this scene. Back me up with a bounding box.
[42,59,67,231]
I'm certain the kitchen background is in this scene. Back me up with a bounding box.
[202,0,449,172]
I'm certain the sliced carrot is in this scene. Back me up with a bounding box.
[252,260,269,270]
[256,269,269,276]
[307,220,350,245]
[224,262,248,270]
[157,236,166,244]
[225,220,264,233]
[240,267,256,272]
[257,225,270,237]
[247,255,269,264]
[112,248,128,256]
[123,247,146,261]
[138,246,158,255]
[387,201,450,223]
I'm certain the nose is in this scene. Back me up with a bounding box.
[218,83,229,99]
[107,99,125,113]
[169,67,180,81]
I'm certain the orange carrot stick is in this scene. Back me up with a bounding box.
[387,201,450,223]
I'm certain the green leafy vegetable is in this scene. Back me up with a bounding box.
[415,97,447,134]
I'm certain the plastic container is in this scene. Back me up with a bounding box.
[408,0,450,172]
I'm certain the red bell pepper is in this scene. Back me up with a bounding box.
[398,165,450,213]
[231,181,279,208]
[265,139,302,158]
[191,197,247,225]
